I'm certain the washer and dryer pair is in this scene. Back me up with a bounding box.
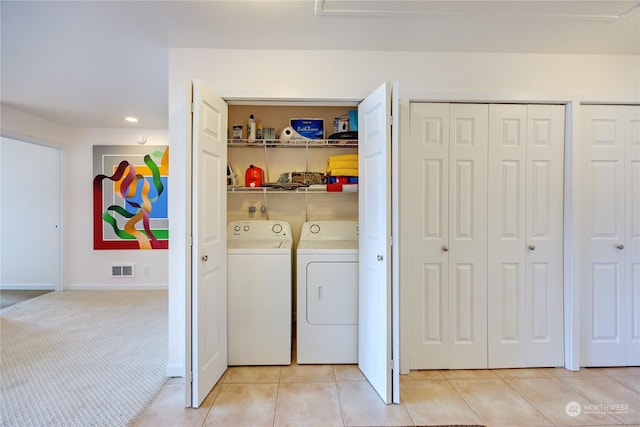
[226,219,359,366]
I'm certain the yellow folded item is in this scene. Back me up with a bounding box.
[327,154,359,175]
[327,160,358,172]
[329,168,359,177]
[328,154,358,162]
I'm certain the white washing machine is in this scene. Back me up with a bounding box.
[227,220,292,366]
[296,221,358,364]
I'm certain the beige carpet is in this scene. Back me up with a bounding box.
[0,290,168,427]
[0,290,53,309]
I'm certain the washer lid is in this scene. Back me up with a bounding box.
[299,221,358,241]
[228,240,292,252]
[297,239,358,254]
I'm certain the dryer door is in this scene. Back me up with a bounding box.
[307,262,358,325]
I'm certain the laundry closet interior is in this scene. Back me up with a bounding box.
[225,102,361,365]
[226,104,359,227]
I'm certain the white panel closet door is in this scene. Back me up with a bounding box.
[524,104,565,367]
[358,82,398,403]
[487,104,528,368]
[582,105,640,366]
[487,104,565,368]
[411,103,564,370]
[626,106,640,365]
[448,104,489,369]
[191,80,228,407]
[408,103,451,369]
[408,103,488,369]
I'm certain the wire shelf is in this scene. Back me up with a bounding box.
[227,139,357,148]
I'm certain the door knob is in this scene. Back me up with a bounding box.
[616,244,624,250]
[442,246,449,252]
[377,255,384,261]
[528,244,536,251]
[201,255,208,262]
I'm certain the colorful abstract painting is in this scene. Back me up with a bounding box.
[93,145,168,250]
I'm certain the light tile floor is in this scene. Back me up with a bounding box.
[135,365,640,427]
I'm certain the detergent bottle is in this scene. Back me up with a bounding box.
[247,114,256,142]
[245,165,263,188]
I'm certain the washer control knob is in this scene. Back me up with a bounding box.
[310,224,320,234]
[272,223,283,234]
[234,225,240,232]
[243,225,250,232]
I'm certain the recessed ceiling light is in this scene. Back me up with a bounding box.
[125,116,139,123]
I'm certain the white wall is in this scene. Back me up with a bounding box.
[66,128,169,289]
[168,48,640,377]
[0,107,170,291]
[170,49,639,102]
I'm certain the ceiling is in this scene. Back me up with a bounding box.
[1,0,639,129]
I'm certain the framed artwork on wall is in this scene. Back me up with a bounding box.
[93,145,169,250]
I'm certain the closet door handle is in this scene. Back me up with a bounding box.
[616,244,624,250]
[201,255,208,262]
[528,244,536,251]
[442,245,449,252]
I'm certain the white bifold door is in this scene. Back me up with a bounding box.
[408,103,565,370]
[408,103,489,369]
[487,104,565,368]
[581,105,640,367]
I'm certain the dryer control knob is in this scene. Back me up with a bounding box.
[310,224,320,234]
[234,225,241,232]
[272,223,283,234]
[243,225,250,232]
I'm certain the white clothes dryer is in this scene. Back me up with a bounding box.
[296,221,358,364]
[227,220,292,366]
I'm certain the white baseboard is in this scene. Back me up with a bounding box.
[66,283,168,291]
[167,364,184,378]
[166,363,185,378]
[0,283,56,290]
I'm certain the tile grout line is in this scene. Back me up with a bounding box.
[500,376,559,427]
[556,369,634,426]
[397,376,419,426]
[397,379,418,427]
[333,367,348,427]
[399,390,418,427]
[560,372,638,425]
[443,374,487,427]
[272,377,281,427]
[200,371,227,427]
[605,372,640,397]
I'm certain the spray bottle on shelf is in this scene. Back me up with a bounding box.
[256,120,263,140]
[247,114,256,142]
